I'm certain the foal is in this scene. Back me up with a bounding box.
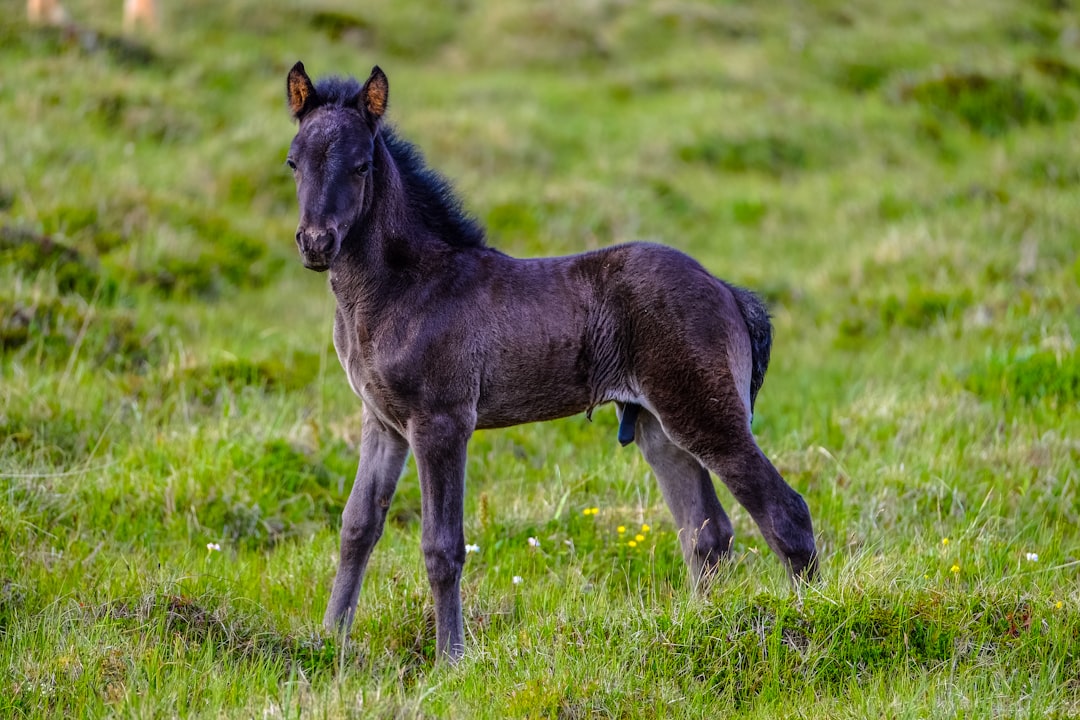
[285,62,817,662]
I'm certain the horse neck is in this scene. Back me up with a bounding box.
[329,137,424,310]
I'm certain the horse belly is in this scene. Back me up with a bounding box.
[474,351,595,429]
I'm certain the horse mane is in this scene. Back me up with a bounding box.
[313,76,362,108]
[382,128,487,249]
[314,76,487,250]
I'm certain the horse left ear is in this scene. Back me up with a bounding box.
[358,66,389,125]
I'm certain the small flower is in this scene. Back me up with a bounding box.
[206,542,221,552]
[641,523,651,533]
[582,507,599,516]
[627,540,638,548]
[527,537,540,548]
[950,564,960,574]
[512,575,523,585]
[941,537,949,546]
[634,534,645,542]
[465,543,480,554]
[1055,600,1063,610]
[617,526,626,534]
[1025,552,1038,562]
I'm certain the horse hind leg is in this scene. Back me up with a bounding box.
[714,443,817,579]
[637,296,817,580]
[636,374,816,579]
[622,404,734,586]
[692,428,817,580]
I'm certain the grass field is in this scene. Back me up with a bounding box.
[2,0,1079,716]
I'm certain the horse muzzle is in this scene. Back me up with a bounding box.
[295,227,340,272]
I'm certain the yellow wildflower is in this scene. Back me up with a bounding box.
[635,534,645,542]
[617,526,626,534]
[628,540,637,548]
[941,538,949,546]
[641,523,651,533]
[1055,601,1063,610]
[950,564,960,574]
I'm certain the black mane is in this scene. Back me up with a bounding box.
[382,128,487,249]
[315,76,487,249]
[313,75,364,108]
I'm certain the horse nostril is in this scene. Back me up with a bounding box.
[296,228,337,257]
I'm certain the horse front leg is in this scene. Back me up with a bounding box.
[409,413,471,663]
[324,409,410,636]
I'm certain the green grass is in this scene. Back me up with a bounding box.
[2,0,1079,716]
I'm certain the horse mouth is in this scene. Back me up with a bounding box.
[301,254,332,272]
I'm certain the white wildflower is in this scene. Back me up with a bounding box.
[1026,552,1039,562]
[512,575,523,585]
[527,537,540,548]
[465,543,480,554]
[206,542,221,552]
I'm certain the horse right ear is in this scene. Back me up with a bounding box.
[287,61,318,120]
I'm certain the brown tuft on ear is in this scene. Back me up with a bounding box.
[287,61,318,120]
[360,66,389,121]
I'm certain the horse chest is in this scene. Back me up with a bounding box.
[332,307,382,396]
[332,307,424,431]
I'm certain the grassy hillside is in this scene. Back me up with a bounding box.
[2,0,1078,716]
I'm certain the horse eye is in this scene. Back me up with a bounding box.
[285,159,297,171]
[355,162,371,176]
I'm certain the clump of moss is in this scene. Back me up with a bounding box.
[963,348,1080,405]
[309,9,374,43]
[0,294,86,353]
[0,293,159,371]
[836,287,972,347]
[1031,56,1080,87]
[88,92,201,144]
[130,209,283,299]
[899,69,1077,137]
[0,226,114,299]
[678,133,811,176]
[830,59,895,94]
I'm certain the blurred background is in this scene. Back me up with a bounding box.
[1,0,1079,714]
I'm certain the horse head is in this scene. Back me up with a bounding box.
[285,62,388,271]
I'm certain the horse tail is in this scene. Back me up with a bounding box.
[728,284,772,414]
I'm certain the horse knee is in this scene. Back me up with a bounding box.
[339,510,385,552]
[421,536,465,587]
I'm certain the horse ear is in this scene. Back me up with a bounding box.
[287,61,318,120]
[358,65,389,124]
